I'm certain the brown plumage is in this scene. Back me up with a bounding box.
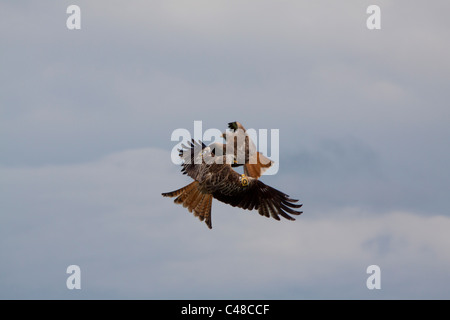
[163,181,214,228]
[213,121,274,179]
[162,138,302,229]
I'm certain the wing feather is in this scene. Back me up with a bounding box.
[213,179,302,221]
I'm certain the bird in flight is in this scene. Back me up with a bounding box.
[210,121,274,179]
[162,122,302,229]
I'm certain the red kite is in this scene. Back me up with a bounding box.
[162,136,302,229]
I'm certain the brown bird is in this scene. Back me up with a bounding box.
[210,121,274,179]
[162,139,302,229]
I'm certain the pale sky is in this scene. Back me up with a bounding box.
[1,0,450,299]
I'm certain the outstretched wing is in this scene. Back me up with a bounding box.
[212,179,303,221]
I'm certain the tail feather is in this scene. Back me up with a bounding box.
[244,152,274,178]
[162,181,213,229]
[202,195,213,228]
[187,188,203,213]
[162,181,197,198]
[193,191,209,218]
[174,185,195,204]
[182,185,200,210]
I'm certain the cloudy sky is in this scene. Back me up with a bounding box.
[1,0,449,299]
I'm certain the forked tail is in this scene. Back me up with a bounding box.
[162,181,213,229]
